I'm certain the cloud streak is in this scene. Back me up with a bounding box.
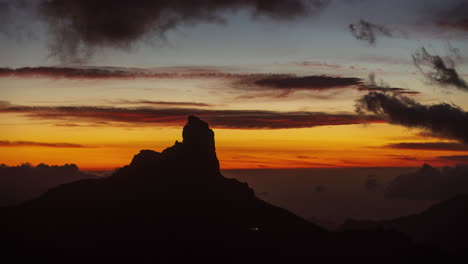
[356,92,468,143]
[412,47,467,91]
[0,102,381,129]
[0,66,244,79]
[0,66,378,97]
[0,140,89,148]
[0,66,420,98]
[386,142,468,151]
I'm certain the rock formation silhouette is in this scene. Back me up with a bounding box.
[0,116,454,263]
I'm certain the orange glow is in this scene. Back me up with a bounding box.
[2,119,467,170]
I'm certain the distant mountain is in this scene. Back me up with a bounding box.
[342,195,468,256]
[0,163,95,206]
[1,116,453,263]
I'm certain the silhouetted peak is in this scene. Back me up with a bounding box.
[182,115,215,153]
[128,116,220,176]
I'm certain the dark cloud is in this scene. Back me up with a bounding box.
[386,142,468,151]
[348,19,401,46]
[236,74,363,97]
[356,92,468,144]
[412,47,468,90]
[358,73,420,95]
[0,102,381,129]
[0,140,90,148]
[434,1,468,32]
[33,0,329,63]
[386,163,468,201]
[437,155,468,163]
[0,163,95,206]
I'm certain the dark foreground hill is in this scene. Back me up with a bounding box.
[0,116,454,263]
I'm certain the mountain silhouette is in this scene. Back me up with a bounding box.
[342,195,468,257]
[1,116,453,263]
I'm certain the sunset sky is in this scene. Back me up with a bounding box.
[1,0,468,170]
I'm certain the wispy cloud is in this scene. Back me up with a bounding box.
[412,47,467,91]
[349,19,404,46]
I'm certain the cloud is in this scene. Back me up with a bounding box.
[412,47,468,91]
[437,155,468,163]
[348,19,402,46]
[0,102,381,129]
[236,74,363,97]
[0,67,363,96]
[31,0,330,63]
[0,66,417,99]
[358,73,419,95]
[0,140,89,148]
[356,92,468,144]
[386,163,468,201]
[386,142,468,151]
[0,163,95,206]
[0,66,373,97]
[0,66,244,79]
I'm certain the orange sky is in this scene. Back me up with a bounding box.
[2,114,467,170]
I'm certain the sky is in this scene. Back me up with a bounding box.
[1,0,468,170]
